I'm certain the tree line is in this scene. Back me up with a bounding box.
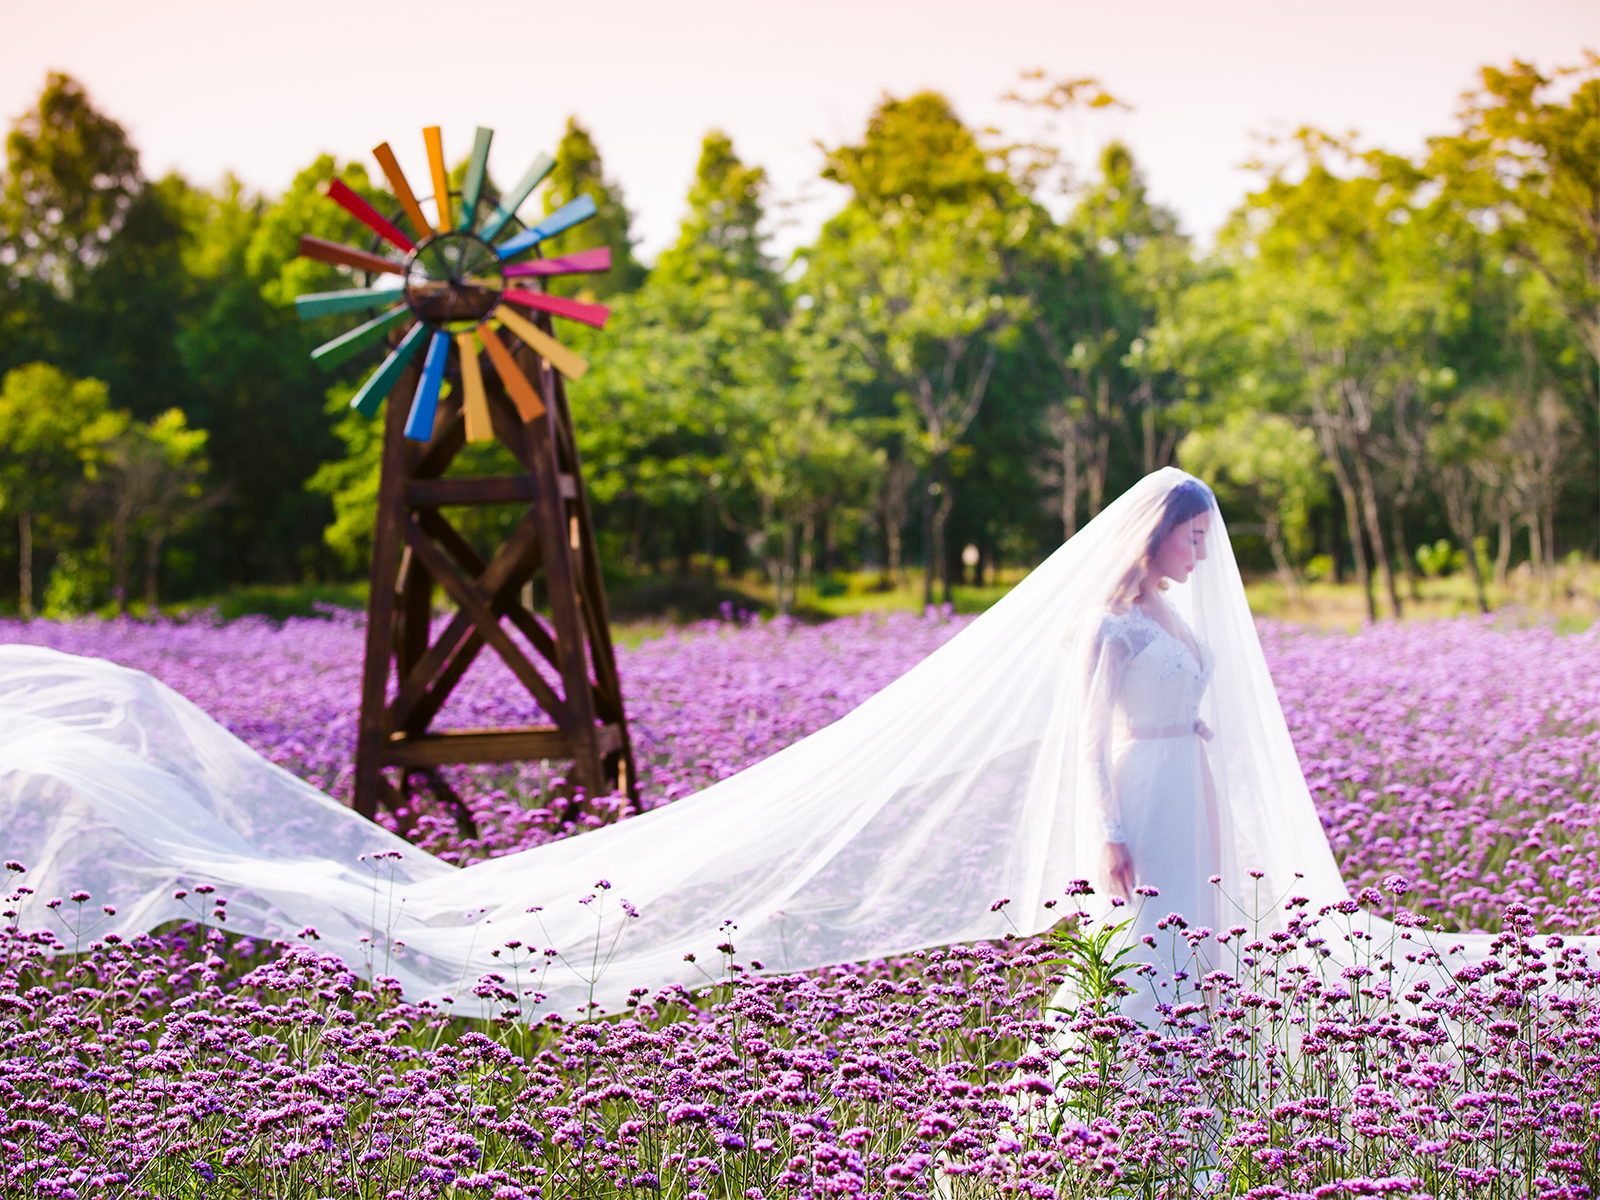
[1,60,1595,620]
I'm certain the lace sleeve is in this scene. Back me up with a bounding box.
[1082,615,1133,844]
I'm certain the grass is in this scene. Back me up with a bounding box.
[20,558,1595,642]
[1244,558,1600,631]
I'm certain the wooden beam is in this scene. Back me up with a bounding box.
[352,360,419,817]
[383,725,572,767]
[406,475,534,506]
[381,724,627,768]
[401,514,571,729]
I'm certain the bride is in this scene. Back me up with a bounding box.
[0,469,1419,1016]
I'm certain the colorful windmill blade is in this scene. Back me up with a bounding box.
[311,305,413,371]
[456,331,493,442]
[350,321,430,417]
[292,123,611,441]
[503,287,610,330]
[323,180,415,252]
[495,194,599,260]
[477,323,546,420]
[478,152,555,241]
[405,331,452,439]
[494,306,590,381]
[423,126,453,233]
[503,247,611,279]
[296,285,407,320]
[298,235,407,277]
[372,142,433,240]
[460,127,493,231]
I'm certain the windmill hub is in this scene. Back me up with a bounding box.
[404,230,503,328]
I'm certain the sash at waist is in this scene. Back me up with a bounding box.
[1128,719,1214,741]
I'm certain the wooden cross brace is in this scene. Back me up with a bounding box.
[351,322,635,832]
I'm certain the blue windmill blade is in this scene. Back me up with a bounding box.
[495,194,598,260]
[350,322,429,418]
[478,152,555,241]
[404,331,452,440]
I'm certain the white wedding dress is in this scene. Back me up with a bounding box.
[0,469,1528,1017]
[1098,607,1220,936]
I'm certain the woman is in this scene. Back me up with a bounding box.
[0,470,1369,1015]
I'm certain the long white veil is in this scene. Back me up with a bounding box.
[0,468,1434,1013]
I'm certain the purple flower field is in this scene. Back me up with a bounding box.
[4,611,1600,1197]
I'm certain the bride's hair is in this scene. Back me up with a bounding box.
[1106,477,1215,612]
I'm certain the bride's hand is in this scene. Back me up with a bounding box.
[1103,842,1134,902]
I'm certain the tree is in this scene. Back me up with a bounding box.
[96,408,219,609]
[1430,56,1600,375]
[539,118,647,299]
[0,72,140,294]
[0,363,123,614]
[1427,388,1507,611]
[809,93,1030,603]
[1026,142,1190,539]
[0,73,189,419]
[1179,411,1326,597]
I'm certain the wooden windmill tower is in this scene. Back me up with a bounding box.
[293,125,636,831]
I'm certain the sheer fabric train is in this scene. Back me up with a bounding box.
[0,469,1498,1013]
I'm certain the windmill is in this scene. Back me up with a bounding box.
[294,125,636,832]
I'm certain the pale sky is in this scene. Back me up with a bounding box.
[2,0,1593,259]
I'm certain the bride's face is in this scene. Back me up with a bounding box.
[1151,512,1210,585]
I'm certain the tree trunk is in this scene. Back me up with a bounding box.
[1349,427,1401,618]
[1440,473,1490,614]
[799,513,816,597]
[1060,421,1080,543]
[145,532,165,609]
[1140,382,1156,476]
[113,502,130,614]
[704,494,716,590]
[1266,516,1300,602]
[1495,502,1513,587]
[18,511,33,619]
[1308,395,1374,620]
[1390,504,1421,603]
[1087,377,1111,517]
[934,487,954,606]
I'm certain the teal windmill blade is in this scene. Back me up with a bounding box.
[478,152,555,242]
[460,126,494,230]
[350,322,430,417]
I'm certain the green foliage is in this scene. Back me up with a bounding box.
[540,117,647,298]
[0,71,140,293]
[1,60,1595,619]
